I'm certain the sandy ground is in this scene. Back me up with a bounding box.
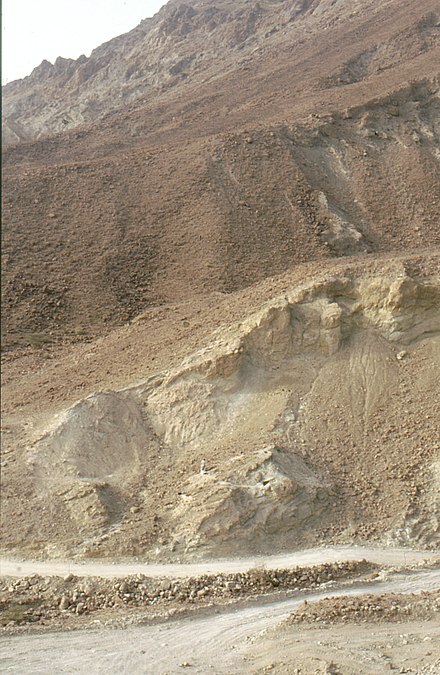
[1,567,438,674]
[244,621,440,675]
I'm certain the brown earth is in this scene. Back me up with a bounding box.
[1,0,440,562]
[2,0,440,352]
[286,589,440,625]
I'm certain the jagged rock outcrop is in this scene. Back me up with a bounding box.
[3,0,439,144]
[2,0,329,144]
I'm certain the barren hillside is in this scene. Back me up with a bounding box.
[2,0,439,351]
[1,0,439,562]
[2,253,439,559]
[4,0,437,145]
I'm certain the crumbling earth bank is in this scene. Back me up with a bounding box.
[286,590,440,625]
[1,259,439,559]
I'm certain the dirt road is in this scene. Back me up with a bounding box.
[1,552,439,674]
[1,546,436,579]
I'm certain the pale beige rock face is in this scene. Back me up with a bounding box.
[6,265,437,559]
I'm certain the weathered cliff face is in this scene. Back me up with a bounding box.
[3,0,439,145]
[2,261,438,559]
[2,0,325,144]
[1,1,439,562]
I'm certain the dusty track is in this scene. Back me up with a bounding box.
[0,546,437,579]
[1,565,439,674]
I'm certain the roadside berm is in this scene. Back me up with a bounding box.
[0,559,376,631]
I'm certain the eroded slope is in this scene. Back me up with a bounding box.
[2,256,439,559]
[4,0,438,144]
[2,79,440,351]
[2,0,440,351]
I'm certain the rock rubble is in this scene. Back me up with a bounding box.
[287,590,440,625]
[0,560,374,628]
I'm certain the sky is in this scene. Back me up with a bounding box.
[2,0,168,84]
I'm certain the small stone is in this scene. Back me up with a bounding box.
[397,351,407,360]
[64,573,74,583]
[59,596,70,610]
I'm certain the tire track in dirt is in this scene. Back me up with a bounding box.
[1,566,439,674]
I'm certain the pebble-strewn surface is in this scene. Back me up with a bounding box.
[286,589,440,625]
[0,560,374,630]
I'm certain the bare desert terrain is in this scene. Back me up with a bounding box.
[1,0,439,671]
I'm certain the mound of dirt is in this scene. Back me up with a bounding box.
[169,446,333,553]
[0,560,375,631]
[286,590,440,625]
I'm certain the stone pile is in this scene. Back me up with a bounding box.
[287,590,440,625]
[0,560,375,626]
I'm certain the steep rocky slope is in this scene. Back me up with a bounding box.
[2,255,439,558]
[2,83,440,350]
[4,0,438,145]
[1,0,440,561]
[2,0,440,351]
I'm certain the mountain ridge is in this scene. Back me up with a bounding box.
[4,0,438,146]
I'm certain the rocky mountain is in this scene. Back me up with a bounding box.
[2,0,440,351]
[2,0,331,144]
[3,0,439,144]
[1,0,439,560]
